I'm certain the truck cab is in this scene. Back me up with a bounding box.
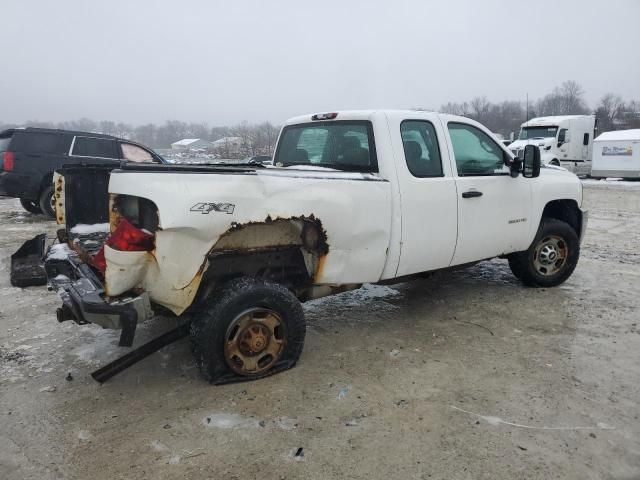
[508,115,596,176]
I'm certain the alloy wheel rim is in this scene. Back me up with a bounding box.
[224,308,286,375]
[533,234,568,276]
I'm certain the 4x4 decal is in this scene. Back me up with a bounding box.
[190,202,235,214]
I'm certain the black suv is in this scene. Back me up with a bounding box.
[0,128,164,217]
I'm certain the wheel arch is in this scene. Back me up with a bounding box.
[39,172,54,195]
[540,199,582,237]
[194,216,329,305]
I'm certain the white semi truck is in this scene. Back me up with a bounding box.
[508,115,596,176]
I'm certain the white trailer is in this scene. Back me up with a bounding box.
[591,129,640,179]
[508,115,596,176]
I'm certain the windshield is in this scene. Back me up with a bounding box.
[518,126,558,140]
[274,121,377,172]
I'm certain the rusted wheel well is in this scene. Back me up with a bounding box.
[194,216,328,305]
[203,247,311,289]
[541,200,581,236]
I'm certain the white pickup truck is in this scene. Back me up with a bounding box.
[45,110,587,383]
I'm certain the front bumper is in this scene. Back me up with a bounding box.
[579,208,589,244]
[45,247,153,346]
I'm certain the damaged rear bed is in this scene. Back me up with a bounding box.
[11,162,268,383]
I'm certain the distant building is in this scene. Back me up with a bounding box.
[170,138,213,150]
[211,136,243,149]
[211,136,244,157]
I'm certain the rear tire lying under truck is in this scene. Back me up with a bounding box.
[189,277,306,384]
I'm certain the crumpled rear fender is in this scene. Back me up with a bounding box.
[105,170,393,314]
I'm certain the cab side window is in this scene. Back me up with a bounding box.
[400,121,443,177]
[447,123,507,176]
[558,128,569,144]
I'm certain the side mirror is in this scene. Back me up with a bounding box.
[523,144,541,178]
[557,141,563,148]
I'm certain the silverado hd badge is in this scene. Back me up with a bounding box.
[190,202,235,214]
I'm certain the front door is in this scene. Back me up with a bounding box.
[442,120,533,266]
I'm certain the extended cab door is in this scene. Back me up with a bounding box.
[388,113,458,276]
[442,119,532,266]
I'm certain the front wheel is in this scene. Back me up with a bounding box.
[19,198,42,214]
[508,219,580,287]
[190,277,306,384]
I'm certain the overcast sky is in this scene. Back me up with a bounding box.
[1,0,639,125]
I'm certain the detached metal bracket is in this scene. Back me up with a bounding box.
[117,310,138,347]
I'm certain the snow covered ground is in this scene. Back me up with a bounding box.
[582,178,640,188]
[1,185,640,480]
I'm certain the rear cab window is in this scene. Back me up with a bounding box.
[447,123,508,176]
[274,121,378,172]
[71,136,118,159]
[400,120,443,177]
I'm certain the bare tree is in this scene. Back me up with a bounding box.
[133,123,157,147]
[232,121,255,157]
[210,126,231,141]
[596,93,624,131]
[253,121,280,155]
[537,80,589,116]
[558,80,589,114]
[440,101,470,116]
[469,96,491,122]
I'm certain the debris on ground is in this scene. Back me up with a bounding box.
[293,447,304,461]
[337,385,351,400]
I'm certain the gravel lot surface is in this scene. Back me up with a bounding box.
[1,181,639,479]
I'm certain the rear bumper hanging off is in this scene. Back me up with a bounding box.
[46,248,153,347]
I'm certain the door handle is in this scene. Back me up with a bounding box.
[462,190,483,198]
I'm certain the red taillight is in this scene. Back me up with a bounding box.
[3,151,14,171]
[90,218,154,272]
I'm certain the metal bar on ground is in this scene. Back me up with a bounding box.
[91,322,191,383]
